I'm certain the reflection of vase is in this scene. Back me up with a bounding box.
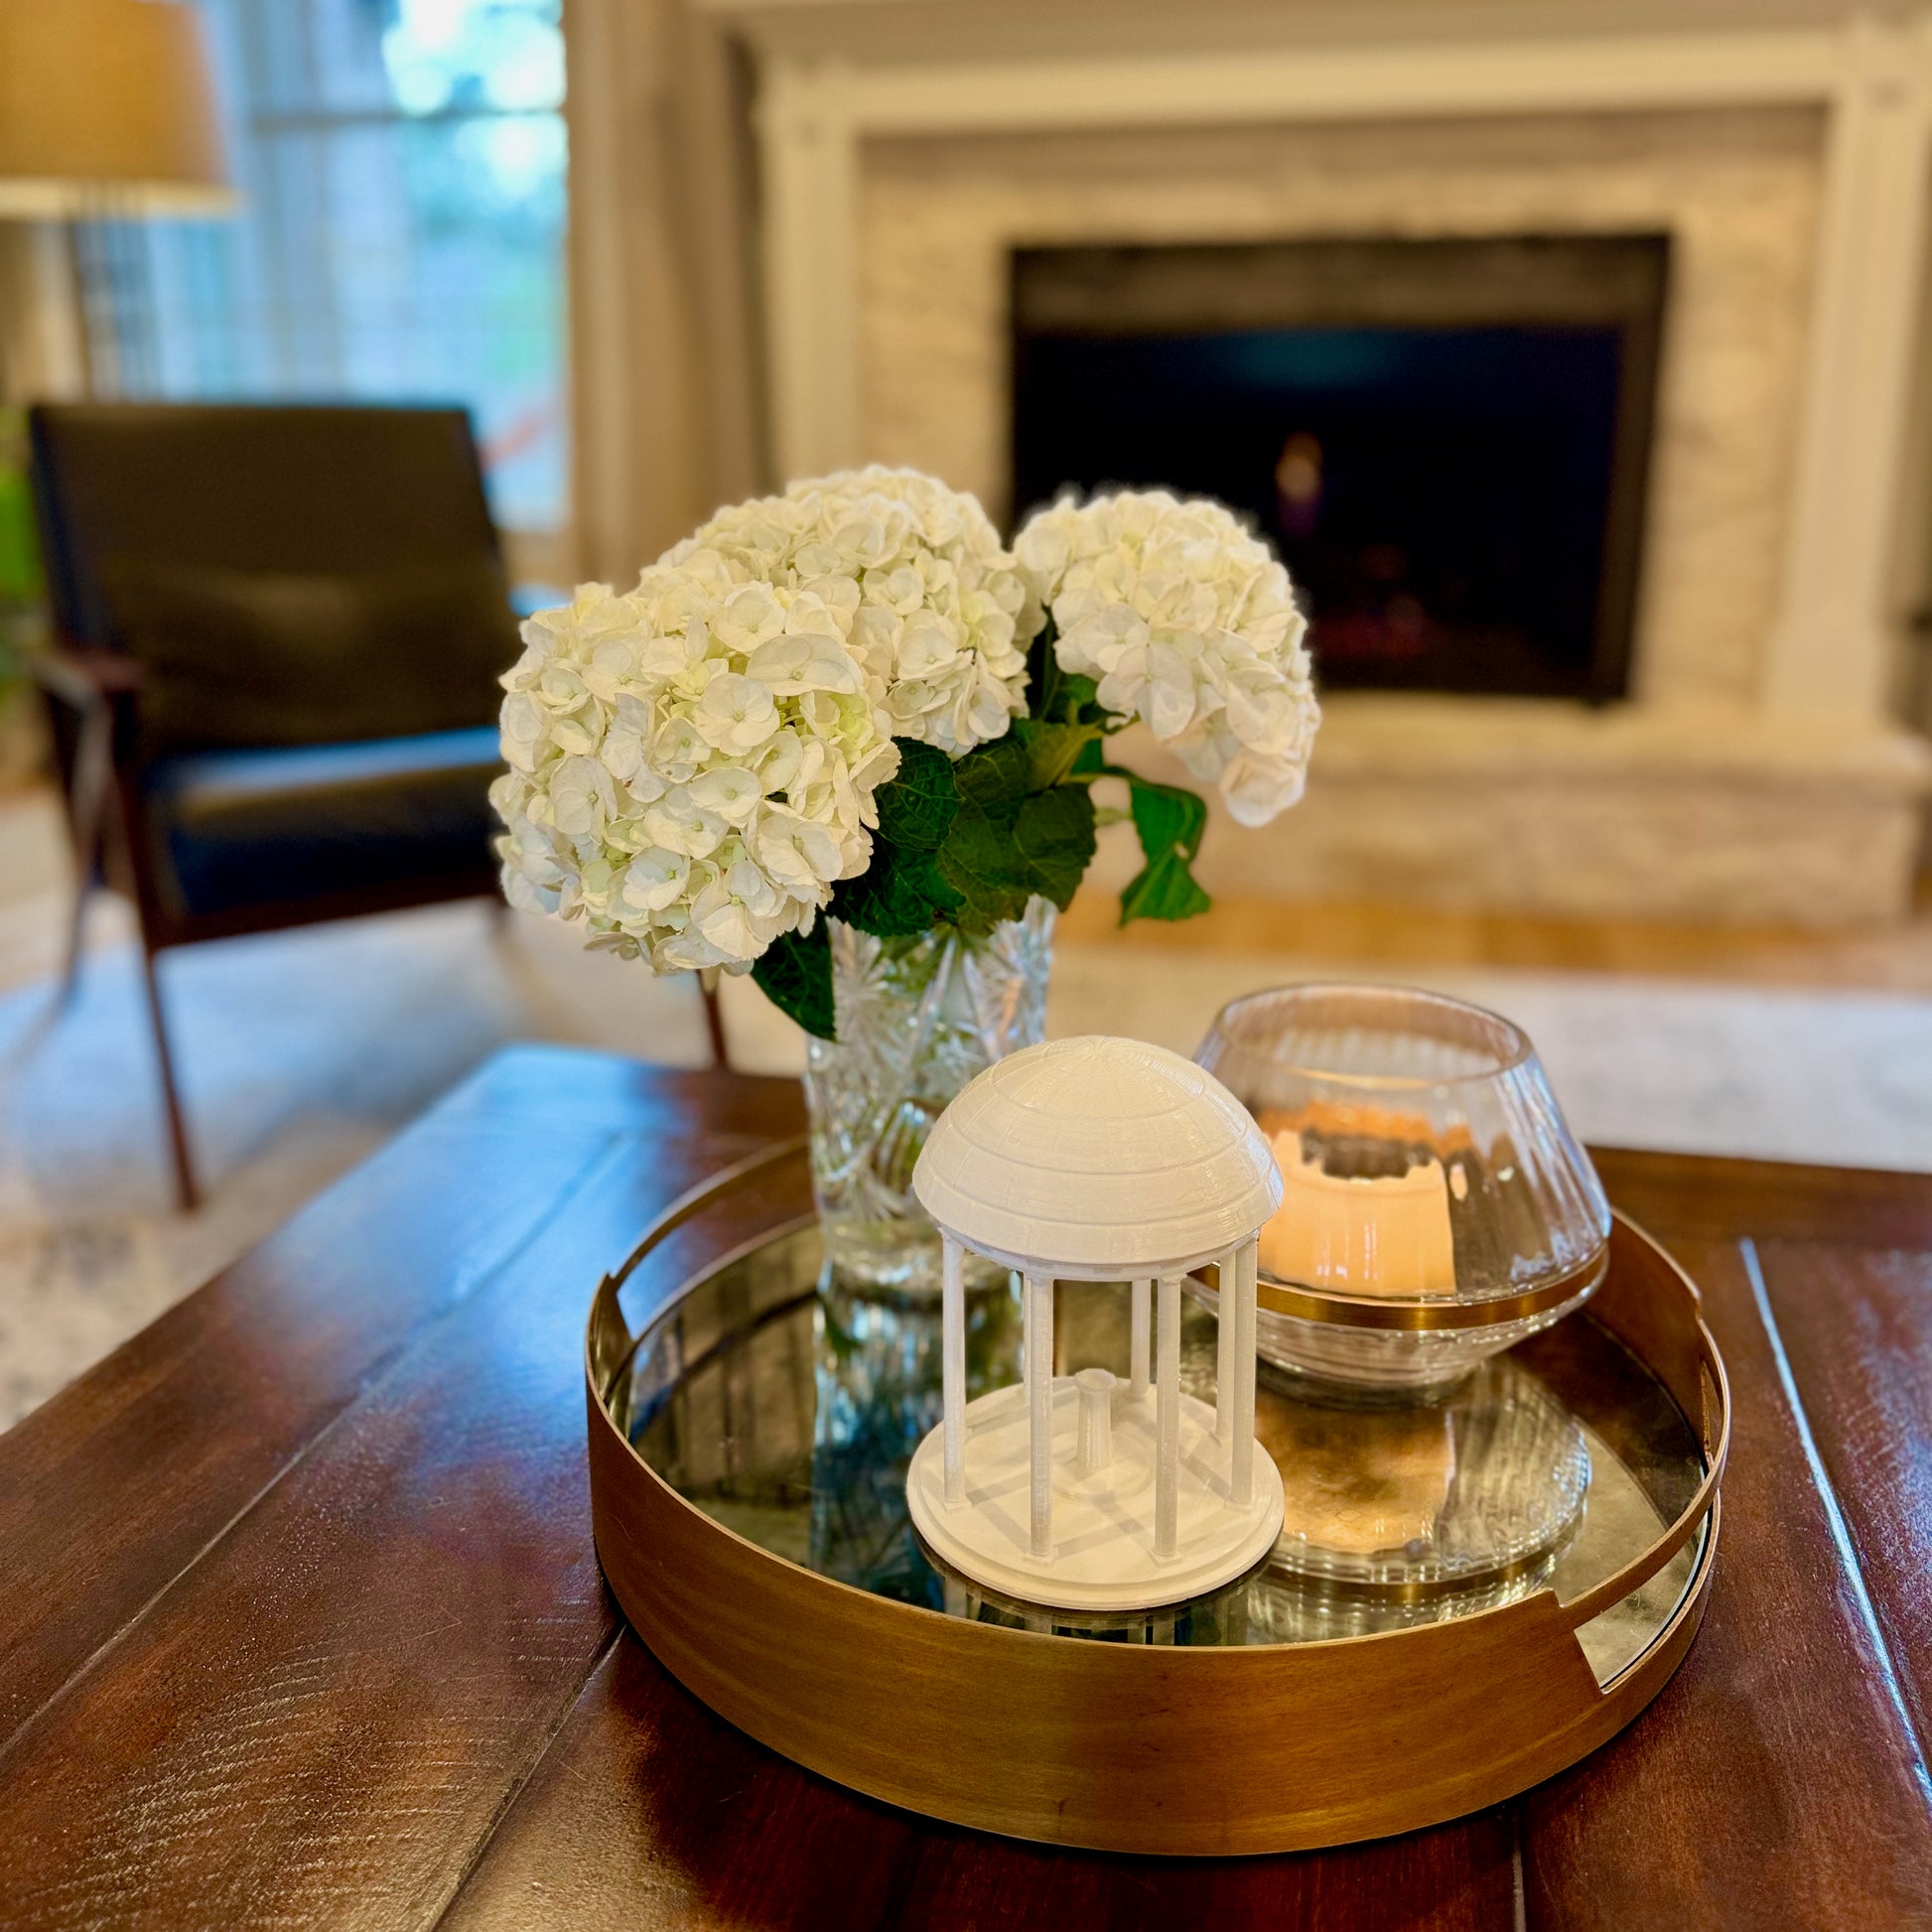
[809,1271,1022,1598]
[804,899,1054,1291]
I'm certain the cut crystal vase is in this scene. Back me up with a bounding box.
[804,897,1054,1291]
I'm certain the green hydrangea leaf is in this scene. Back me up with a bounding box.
[1012,716,1099,791]
[873,738,959,852]
[898,848,966,921]
[751,921,836,1040]
[952,735,1033,815]
[936,799,1034,932]
[1025,614,1107,728]
[1119,847,1212,922]
[831,840,963,937]
[1118,775,1212,926]
[1026,614,1065,722]
[934,723,1101,927]
[1059,670,1102,722]
[1012,782,1098,911]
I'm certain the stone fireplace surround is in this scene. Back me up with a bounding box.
[720,1,1932,924]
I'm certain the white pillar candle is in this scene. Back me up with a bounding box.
[1259,1131,1456,1297]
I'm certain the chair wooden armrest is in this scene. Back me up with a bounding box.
[27,641,143,712]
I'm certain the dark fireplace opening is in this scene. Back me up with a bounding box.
[1011,235,1669,703]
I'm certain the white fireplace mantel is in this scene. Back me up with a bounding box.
[742,6,1932,728]
[712,0,1932,921]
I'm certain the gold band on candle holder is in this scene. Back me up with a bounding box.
[1208,1243,1610,1332]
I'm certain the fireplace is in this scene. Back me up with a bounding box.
[1011,235,1669,703]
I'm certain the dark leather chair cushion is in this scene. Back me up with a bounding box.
[103,556,519,756]
[143,726,501,919]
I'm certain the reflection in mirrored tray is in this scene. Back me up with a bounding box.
[610,1226,1706,1687]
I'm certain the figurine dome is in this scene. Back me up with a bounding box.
[912,1035,1283,1277]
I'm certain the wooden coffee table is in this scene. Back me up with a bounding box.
[0,1045,1926,1928]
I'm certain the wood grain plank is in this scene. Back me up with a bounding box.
[0,1119,784,1930]
[0,1047,802,1754]
[1749,1237,1932,1755]
[438,1630,1520,1931]
[1591,1146,1932,1252]
[0,1104,613,1747]
[1518,1236,1932,1932]
[440,1043,806,1140]
[886,1810,1518,1932]
[437,1638,932,1931]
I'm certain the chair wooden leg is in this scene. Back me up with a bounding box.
[137,943,199,1211]
[699,968,730,1070]
[57,876,92,1010]
[58,699,112,1010]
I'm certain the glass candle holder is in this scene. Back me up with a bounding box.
[1193,984,1611,1391]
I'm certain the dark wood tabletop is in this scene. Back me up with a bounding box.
[0,1044,1927,1930]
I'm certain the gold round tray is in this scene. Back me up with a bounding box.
[585,1141,1727,1857]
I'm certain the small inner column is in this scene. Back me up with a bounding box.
[941,1234,965,1507]
[1130,1279,1151,1399]
[1231,1238,1259,1507]
[1026,1271,1055,1559]
[1075,1366,1115,1475]
[1156,1273,1180,1560]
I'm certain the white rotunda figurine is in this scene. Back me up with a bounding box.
[905,1035,1287,1610]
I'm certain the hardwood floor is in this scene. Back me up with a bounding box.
[1060,878,1932,992]
[10,776,1931,1000]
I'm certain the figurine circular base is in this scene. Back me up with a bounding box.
[906,1380,1287,1610]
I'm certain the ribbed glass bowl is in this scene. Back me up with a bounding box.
[1193,984,1611,1391]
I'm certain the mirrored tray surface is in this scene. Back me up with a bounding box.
[611,1222,1706,1687]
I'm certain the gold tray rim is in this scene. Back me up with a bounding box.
[584,1142,1729,1856]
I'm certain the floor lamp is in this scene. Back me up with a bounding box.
[0,0,233,400]
[0,0,232,1209]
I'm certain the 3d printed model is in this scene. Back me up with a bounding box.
[904,1035,1288,1609]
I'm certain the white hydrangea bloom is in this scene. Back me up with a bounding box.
[662,466,1038,758]
[1015,489,1319,826]
[492,569,900,973]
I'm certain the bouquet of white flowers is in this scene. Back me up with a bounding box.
[495,471,1319,1037]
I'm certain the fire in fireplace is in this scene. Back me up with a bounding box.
[1011,235,1669,703]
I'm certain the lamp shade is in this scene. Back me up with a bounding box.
[0,0,232,216]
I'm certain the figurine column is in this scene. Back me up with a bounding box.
[1156,1272,1181,1559]
[1214,1242,1239,1446]
[1130,1279,1151,1400]
[941,1234,965,1507]
[1231,1236,1259,1506]
[1025,1270,1054,1558]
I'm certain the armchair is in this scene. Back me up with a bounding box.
[29,403,521,1208]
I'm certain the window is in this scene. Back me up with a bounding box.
[92,0,569,545]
